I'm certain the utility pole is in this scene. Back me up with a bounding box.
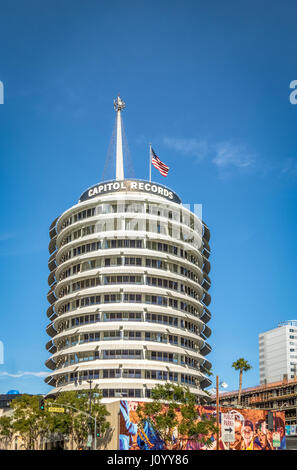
[87,379,93,450]
[216,375,220,450]
[87,379,92,414]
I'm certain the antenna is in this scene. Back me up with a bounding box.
[114,95,125,180]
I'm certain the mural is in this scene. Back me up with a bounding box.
[286,425,297,436]
[119,401,286,450]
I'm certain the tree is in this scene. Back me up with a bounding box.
[11,395,48,449]
[8,391,110,450]
[0,415,14,449]
[232,358,252,405]
[136,384,217,449]
[48,390,110,449]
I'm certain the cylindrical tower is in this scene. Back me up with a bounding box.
[45,98,212,402]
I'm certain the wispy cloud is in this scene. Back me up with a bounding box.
[0,371,48,378]
[280,157,297,177]
[212,141,254,169]
[163,137,255,174]
[163,137,209,161]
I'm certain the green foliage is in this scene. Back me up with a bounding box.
[47,390,110,448]
[0,415,14,448]
[232,358,252,372]
[232,358,252,405]
[9,390,110,450]
[136,384,218,449]
[11,395,49,449]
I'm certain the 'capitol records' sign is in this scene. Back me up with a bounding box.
[79,179,181,204]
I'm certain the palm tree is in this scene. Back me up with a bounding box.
[232,358,252,405]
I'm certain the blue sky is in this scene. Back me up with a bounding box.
[1,0,297,394]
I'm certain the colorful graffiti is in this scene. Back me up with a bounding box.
[119,401,286,450]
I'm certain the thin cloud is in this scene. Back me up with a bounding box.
[213,141,254,169]
[163,137,255,172]
[280,157,297,177]
[0,371,48,378]
[163,137,209,160]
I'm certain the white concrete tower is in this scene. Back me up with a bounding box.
[45,97,212,402]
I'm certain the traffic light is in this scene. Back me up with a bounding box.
[266,411,274,431]
[96,431,100,438]
[39,398,45,411]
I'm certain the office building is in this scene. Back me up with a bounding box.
[259,320,297,385]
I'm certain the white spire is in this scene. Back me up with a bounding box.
[114,95,126,180]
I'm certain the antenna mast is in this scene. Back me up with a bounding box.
[114,95,125,180]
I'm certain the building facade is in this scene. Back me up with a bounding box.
[45,97,212,402]
[259,320,297,385]
[0,391,22,412]
[211,377,297,427]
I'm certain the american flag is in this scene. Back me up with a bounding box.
[151,148,169,177]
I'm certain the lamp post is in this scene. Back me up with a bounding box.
[215,377,228,450]
[216,376,219,450]
[86,379,99,451]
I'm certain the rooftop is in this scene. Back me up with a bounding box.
[212,377,297,398]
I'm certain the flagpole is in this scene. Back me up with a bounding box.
[149,143,152,182]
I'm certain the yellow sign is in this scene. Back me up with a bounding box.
[48,407,65,413]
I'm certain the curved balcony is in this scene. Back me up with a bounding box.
[45,357,56,371]
[46,340,57,354]
[201,308,211,324]
[47,284,57,305]
[200,342,212,356]
[200,376,212,389]
[202,258,210,275]
[49,217,59,239]
[201,274,211,291]
[48,236,57,255]
[201,324,212,339]
[46,305,58,322]
[201,291,211,307]
[202,223,210,243]
[201,359,212,372]
[48,253,57,272]
[46,321,57,338]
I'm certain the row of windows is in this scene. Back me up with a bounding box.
[57,368,198,385]
[56,330,198,352]
[59,293,200,318]
[59,277,101,298]
[102,389,142,398]
[60,219,199,249]
[60,349,200,369]
[104,275,142,285]
[101,389,200,399]
[60,202,199,231]
[59,239,201,269]
[60,272,198,299]
[58,257,200,285]
[147,313,200,335]
[56,312,201,337]
[146,241,199,266]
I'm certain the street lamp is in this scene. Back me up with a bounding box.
[86,379,99,450]
[215,377,228,450]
